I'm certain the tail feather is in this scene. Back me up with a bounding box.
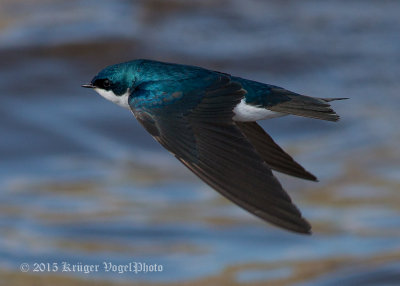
[319,97,349,102]
[269,94,347,122]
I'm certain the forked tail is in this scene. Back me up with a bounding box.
[269,95,348,122]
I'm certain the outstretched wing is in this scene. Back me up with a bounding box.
[129,74,311,234]
[236,121,317,181]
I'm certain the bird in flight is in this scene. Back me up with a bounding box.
[82,59,346,234]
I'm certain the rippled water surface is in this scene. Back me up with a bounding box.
[1,0,400,285]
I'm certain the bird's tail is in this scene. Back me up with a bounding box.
[269,95,348,122]
[319,97,349,102]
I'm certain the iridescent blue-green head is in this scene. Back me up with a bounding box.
[82,61,140,109]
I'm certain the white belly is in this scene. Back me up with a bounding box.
[233,99,284,122]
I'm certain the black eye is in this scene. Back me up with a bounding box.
[93,78,112,89]
[102,79,111,88]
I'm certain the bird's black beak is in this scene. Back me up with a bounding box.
[81,83,95,88]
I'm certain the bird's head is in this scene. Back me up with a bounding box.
[82,62,137,109]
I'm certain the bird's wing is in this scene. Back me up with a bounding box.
[236,122,317,181]
[128,74,311,234]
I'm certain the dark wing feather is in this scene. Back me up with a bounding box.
[236,122,317,181]
[177,121,311,233]
[129,75,311,234]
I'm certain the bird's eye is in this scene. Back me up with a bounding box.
[93,78,112,90]
[103,79,111,88]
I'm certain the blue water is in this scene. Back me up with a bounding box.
[1,0,400,284]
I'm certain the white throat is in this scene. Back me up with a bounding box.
[94,88,130,109]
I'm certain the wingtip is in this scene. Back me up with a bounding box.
[296,220,313,235]
[305,172,318,182]
[291,168,318,182]
[283,221,312,235]
[266,212,313,235]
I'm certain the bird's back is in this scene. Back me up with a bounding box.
[134,59,216,84]
[135,60,293,108]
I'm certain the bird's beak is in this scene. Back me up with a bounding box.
[81,83,95,88]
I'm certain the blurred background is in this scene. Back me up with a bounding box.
[1,0,400,285]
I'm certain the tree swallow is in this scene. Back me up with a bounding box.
[82,59,346,234]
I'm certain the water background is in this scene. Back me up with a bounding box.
[1,0,400,285]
